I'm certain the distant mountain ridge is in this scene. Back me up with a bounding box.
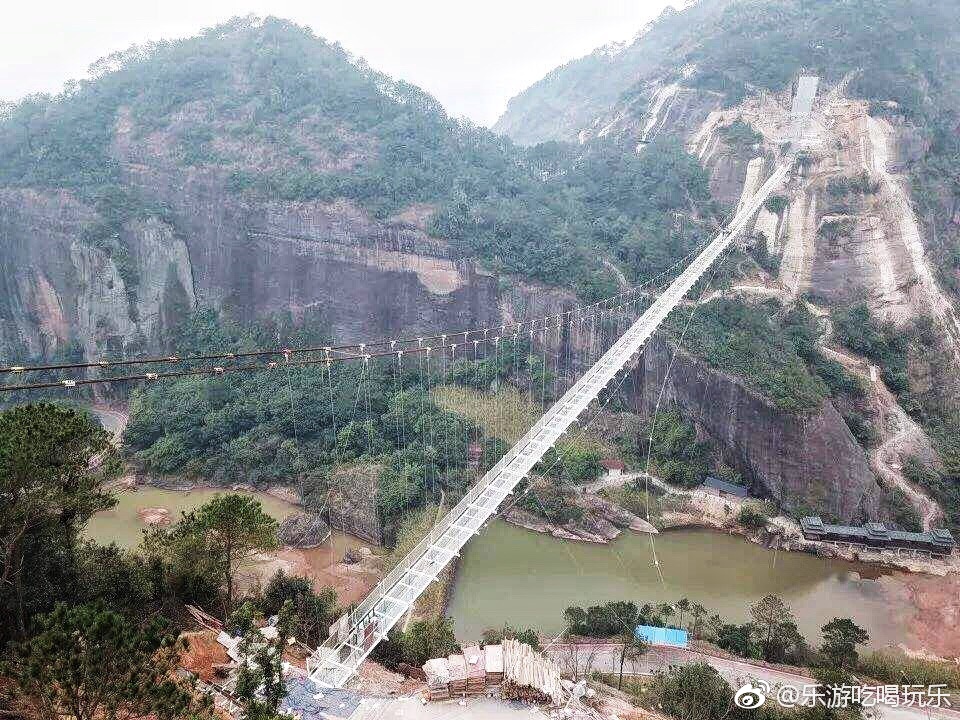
[495,0,960,148]
[493,1,732,145]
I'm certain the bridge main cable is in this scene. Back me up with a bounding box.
[307,160,793,688]
[0,236,714,380]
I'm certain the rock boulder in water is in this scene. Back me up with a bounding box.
[278,512,330,548]
[138,507,171,526]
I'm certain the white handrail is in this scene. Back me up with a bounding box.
[309,158,793,688]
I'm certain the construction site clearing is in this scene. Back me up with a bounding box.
[178,618,633,720]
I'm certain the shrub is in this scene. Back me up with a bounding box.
[647,663,733,720]
[667,298,827,412]
[764,195,788,214]
[481,625,541,650]
[737,504,769,530]
[859,650,960,691]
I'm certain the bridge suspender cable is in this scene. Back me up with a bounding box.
[307,159,794,688]
[0,234,719,384]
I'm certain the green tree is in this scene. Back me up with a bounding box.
[805,666,864,720]
[2,602,209,720]
[259,570,338,646]
[689,602,708,638]
[175,494,279,616]
[737,504,770,530]
[676,597,691,629]
[820,618,869,671]
[481,624,541,650]
[400,616,461,667]
[616,628,647,690]
[0,404,118,640]
[648,663,733,720]
[641,410,711,488]
[373,615,460,669]
[559,447,604,484]
[657,602,676,629]
[563,601,639,637]
[140,520,222,615]
[74,541,155,617]
[750,594,803,662]
[715,623,759,659]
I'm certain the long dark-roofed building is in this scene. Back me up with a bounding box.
[800,516,956,557]
[700,476,750,498]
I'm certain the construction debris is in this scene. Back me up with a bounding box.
[280,677,361,720]
[463,645,486,694]
[485,642,504,685]
[500,680,552,705]
[448,653,467,695]
[186,605,223,632]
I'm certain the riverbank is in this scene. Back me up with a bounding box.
[88,480,387,611]
[513,470,960,577]
[449,520,905,645]
[251,540,382,608]
[448,517,960,660]
[502,496,657,544]
[127,467,301,506]
[897,572,960,659]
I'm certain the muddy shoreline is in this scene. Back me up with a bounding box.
[123,475,959,659]
[127,469,301,505]
[497,508,959,659]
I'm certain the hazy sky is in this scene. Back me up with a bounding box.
[0,0,677,126]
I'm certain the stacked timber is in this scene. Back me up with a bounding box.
[502,638,563,704]
[462,646,486,695]
[484,644,503,688]
[423,658,450,701]
[423,643,547,702]
[447,654,467,695]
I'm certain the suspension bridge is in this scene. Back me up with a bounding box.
[0,79,820,694]
[306,159,793,687]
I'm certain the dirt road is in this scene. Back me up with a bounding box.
[547,643,960,720]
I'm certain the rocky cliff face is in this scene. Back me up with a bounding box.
[0,169,503,363]
[630,337,880,522]
[123,162,504,342]
[0,189,193,361]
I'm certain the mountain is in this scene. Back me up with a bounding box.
[0,16,724,368]
[498,0,960,529]
[496,0,960,145]
[5,6,960,524]
[493,1,733,146]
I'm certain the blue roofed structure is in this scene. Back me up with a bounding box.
[635,625,688,648]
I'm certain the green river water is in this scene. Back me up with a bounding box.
[84,487,299,547]
[447,520,907,647]
[87,490,911,651]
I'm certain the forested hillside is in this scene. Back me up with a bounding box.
[0,16,734,526]
[501,0,960,298]
[493,1,733,145]
[6,5,957,529]
[493,0,960,532]
[0,16,715,305]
